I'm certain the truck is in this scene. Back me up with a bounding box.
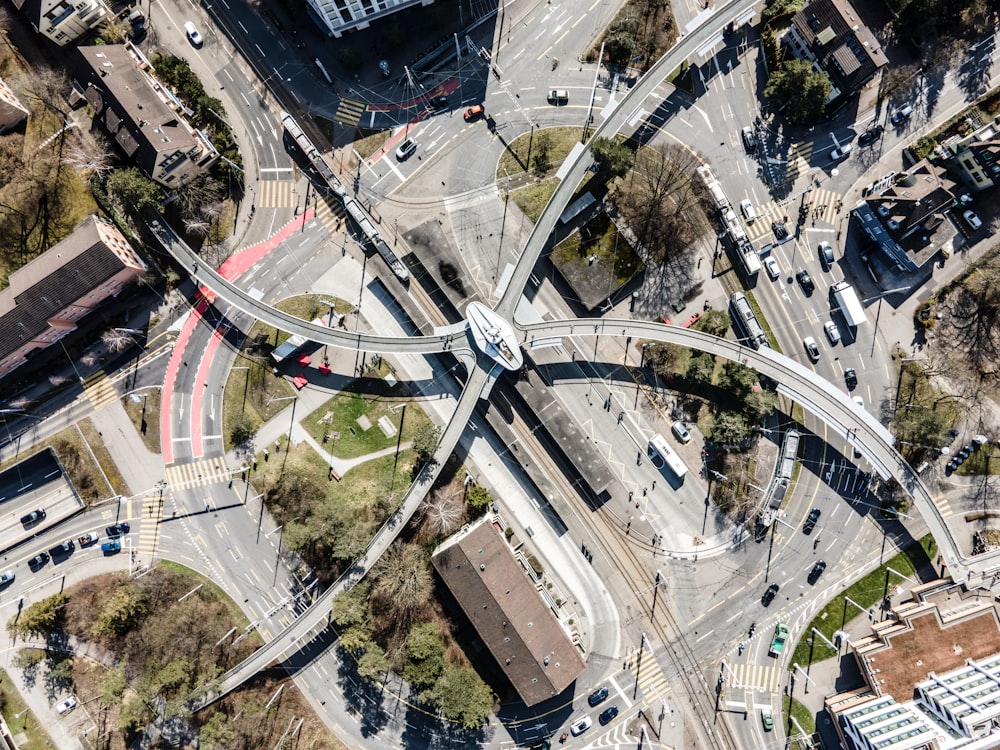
[769,623,789,657]
[831,282,867,328]
[270,332,309,364]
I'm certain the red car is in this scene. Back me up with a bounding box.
[464,104,484,122]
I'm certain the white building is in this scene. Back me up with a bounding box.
[307,0,432,38]
[8,0,108,46]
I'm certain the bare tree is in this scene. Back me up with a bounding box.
[98,15,132,43]
[173,174,224,222]
[184,217,211,238]
[101,329,140,353]
[942,257,1000,381]
[61,128,114,178]
[423,489,463,536]
[371,542,432,624]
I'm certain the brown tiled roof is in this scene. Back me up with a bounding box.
[0,217,134,362]
[432,520,586,706]
[865,160,955,235]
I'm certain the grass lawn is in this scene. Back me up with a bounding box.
[301,391,432,459]
[510,180,559,224]
[0,428,112,505]
[355,129,391,160]
[743,290,782,352]
[954,446,1000,476]
[0,669,57,749]
[157,560,259,635]
[122,387,161,454]
[789,534,938,667]
[497,126,582,180]
[551,211,644,290]
[783,693,815,735]
[79,418,130,497]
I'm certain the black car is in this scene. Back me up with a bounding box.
[844,367,858,390]
[106,522,131,538]
[761,583,780,606]
[808,560,827,584]
[803,508,821,534]
[858,124,884,146]
[28,552,50,570]
[50,540,75,558]
[598,706,619,725]
[796,269,815,294]
[426,95,449,112]
[20,508,45,526]
[588,686,609,707]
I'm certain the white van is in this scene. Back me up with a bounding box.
[184,21,203,47]
[548,89,569,104]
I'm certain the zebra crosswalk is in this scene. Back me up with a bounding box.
[728,661,783,692]
[633,651,670,701]
[83,370,118,410]
[165,456,233,491]
[743,188,843,242]
[783,139,814,186]
[313,196,346,235]
[256,180,297,208]
[334,98,366,126]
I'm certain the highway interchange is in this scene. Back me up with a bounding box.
[2,0,1000,747]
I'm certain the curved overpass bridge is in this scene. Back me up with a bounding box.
[182,0,997,709]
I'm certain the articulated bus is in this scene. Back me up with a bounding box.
[647,434,688,479]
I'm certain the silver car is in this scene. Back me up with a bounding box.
[824,321,841,344]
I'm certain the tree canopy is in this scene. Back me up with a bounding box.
[763,60,831,125]
[425,665,495,729]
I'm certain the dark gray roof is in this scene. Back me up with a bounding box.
[790,0,887,93]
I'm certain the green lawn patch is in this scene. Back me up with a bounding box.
[789,534,938,667]
[0,668,57,749]
[955,448,1000,476]
[551,212,644,309]
[510,180,559,223]
[301,391,432,459]
[743,290,782,352]
[667,61,695,94]
[122,387,161,454]
[783,693,815,735]
[497,126,582,180]
[79,417,130,497]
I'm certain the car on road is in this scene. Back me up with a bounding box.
[599,706,619,725]
[106,523,130,538]
[844,367,858,390]
[891,105,913,124]
[28,552,49,570]
[78,532,99,546]
[818,241,834,269]
[761,707,774,731]
[671,421,691,444]
[796,269,815,294]
[183,21,203,47]
[464,104,484,121]
[55,696,77,715]
[395,138,417,161]
[741,126,756,150]
[761,583,779,606]
[547,89,569,104]
[570,716,592,735]
[803,336,821,362]
[771,221,788,240]
[764,255,781,280]
[740,199,756,222]
[824,320,841,345]
[0,571,14,586]
[963,210,982,230]
[426,95,448,112]
[20,508,45,526]
[858,124,884,146]
[831,143,853,160]
[807,560,827,584]
[50,540,74,557]
[588,686,609,706]
[803,507,821,534]
[101,541,121,554]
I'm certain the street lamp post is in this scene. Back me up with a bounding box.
[864,286,911,358]
[635,343,651,409]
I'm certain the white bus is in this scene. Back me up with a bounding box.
[647,433,688,479]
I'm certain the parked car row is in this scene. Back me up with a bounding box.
[10,524,129,574]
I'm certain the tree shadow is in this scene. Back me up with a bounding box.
[956,39,996,102]
[334,644,391,737]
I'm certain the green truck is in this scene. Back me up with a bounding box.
[769,624,789,657]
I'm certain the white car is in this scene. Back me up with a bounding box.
[671,421,692,444]
[823,320,841,344]
[395,138,417,161]
[963,210,982,230]
[803,336,821,362]
[740,199,756,222]
[831,143,853,160]
[55,696,77,715]
[764,256,781,280]
[570,716,592,736]
[183,21,203,47]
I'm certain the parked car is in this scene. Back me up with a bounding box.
[831,143,852,160]
[599,706,619,725]
[183,21,203,47]
[55,696,77,715]
[824,320,841,345]
[807,560,827,584]
[395,138,417,161]
[106,523,130,538]
[963,210,982,230]
[803,336,821,362]
[464,104,484,121]
[796,269,815,294]
[50,540,74,557]
[570,716,592,736]
[891,104,913,124]
[844,367,858,390]
[818,241,834,269]
[858,124,884,146]
[0,571,14,586]
[740,199,757,222]
[803,507,821,534]
[741,126,757,150]
[587,686,609,707]
[761,707,774,731]
[761,583,779,606]
[671,421,692,444]
[20,508,45,526]
[28,552,49,570]
[78,532,99,546]
[764,256,781,280]
[426,95,448,112]
[101,541,121,555]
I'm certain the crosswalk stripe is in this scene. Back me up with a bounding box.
[731,662,782,692]
[83,370,118,410]
[633,656,670,700]
[256,180,296,208]
[334,99,366,126]
[165,456,232,490]
[313,196,346,235]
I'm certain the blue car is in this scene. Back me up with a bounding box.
[101,541,121,554]
[599,706,619,725]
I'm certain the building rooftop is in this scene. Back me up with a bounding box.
[789,0,887,92]
[432,519,586,706]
